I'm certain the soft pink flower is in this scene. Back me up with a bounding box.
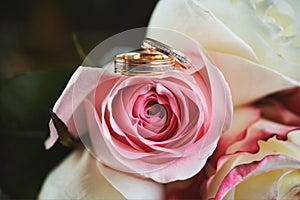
[45,40,232,185]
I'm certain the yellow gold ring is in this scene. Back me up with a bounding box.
[114,51,175,76]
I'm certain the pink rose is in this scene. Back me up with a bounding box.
[44,39,232,185]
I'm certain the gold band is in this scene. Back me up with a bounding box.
[114,51,175,76]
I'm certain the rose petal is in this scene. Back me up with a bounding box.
[97,163,164,200]
[278,170,300,199]
[38,150,125,199]
[232,169,295,200]
[209,52,299,106]
[214,155,300,200]
[84,99,136,172]
[198,0,300,82]
[140,138,219,183]
[227,118,298,154]
[210,106,260,166]
[288,130,300,146]
[45,66,108,149]
[148,0,258,62]
[207,134,300,199]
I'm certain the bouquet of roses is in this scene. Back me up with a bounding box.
[39,0,300,199]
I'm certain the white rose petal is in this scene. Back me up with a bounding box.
[39,150,165,200]
[199,0,300,81]
[38,150,125,199]
[149,0,300,82]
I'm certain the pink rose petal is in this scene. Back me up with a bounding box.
[45,66,108,149]
[210,106,260,166]
[227,119,299,154]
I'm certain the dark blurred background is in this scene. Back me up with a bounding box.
[0,0,159,198]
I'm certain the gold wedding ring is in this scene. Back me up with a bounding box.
[115,51,175,76]
[114,38,192,76]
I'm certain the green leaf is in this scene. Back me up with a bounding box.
[0,67,74,198]
[0,67,74,132]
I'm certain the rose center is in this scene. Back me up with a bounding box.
[142,100,169,134]
[146,101,166,118]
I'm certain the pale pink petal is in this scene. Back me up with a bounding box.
[186,38,233,142]
[45,66,108,149]
[140,139,219,183]
[210,106,260,166]
[84,99,135,173]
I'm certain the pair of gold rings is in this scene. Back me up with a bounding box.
[114,38,192,76]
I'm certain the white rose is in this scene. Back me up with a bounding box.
[148,0,300,106]
[197,0,300,82]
